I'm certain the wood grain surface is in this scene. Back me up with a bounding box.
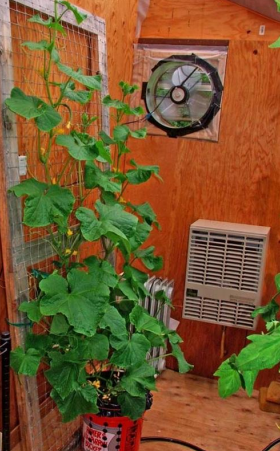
[141,0,280,41]
[125,2,280,387]
[72,369,280,451]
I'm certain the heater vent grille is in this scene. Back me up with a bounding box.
[184,296,255,328]
[187,231,264,292]
[183,220,270,329]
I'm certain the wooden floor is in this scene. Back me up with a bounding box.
[140,369,280,451]
[19,369,280,451]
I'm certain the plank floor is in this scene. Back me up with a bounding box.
[141,370,280,451]
[70,369,280,451]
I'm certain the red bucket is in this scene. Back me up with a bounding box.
[82,413,143,451]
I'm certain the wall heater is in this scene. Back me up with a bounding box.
[183,220,270,329]
[142,277,173,372]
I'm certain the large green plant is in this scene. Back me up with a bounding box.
[7,0,192,422]
[215,275,280,398]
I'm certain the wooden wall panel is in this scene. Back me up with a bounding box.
[71,0,139,97]
[121,0,280,386]
[141,0,280,41]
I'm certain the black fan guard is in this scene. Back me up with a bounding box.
[141,53,224,138]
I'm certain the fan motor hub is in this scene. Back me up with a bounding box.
[170,86,189,104]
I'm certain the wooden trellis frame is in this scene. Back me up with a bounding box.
[0,1,108,450]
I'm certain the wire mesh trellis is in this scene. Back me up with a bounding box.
[0,1,108,450]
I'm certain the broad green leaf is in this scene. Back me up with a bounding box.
[28,14,66,34]
[130,305,163,335]
[119,81,139,96]
[5,88,43,120]
[118,280,139,301]
[85,256,118,288]
[102,95,126,110]
[166,330,183,345]
[22,40,49,51]
[76,334,109,361]
[40,273,68,296]
[117,392,146,420]
[99,130,115,145]
[236,333,280,371]
[51,384,98,422]
[9,179,75,227]
[63,88,91,105]
[120,362,156,396]
[171,343,193,373]
[5,88,62,131]
[110,333,129,350]
[275,274,280,291]
[76,207,102,241]
[130,128,147,139]
[123,265,149,298]
[45,361,83,399]
[59,1,87,24]
[144,331,166,347]
[40,270,109,336]
[10,347,41,376]
[124,265,148,285]
[128,202,160,228]
[214,357,242,398]
[155,290,173,308]
[50,47,60,63]
[19,300,42,323]
[269,37,280,48]
[96,200,138,239]
[100,305,127,336]
[242,370,258,397]
[113,125,130,142]
[252,299,279,323]
[35,104,62,132]
[102,192,117,206]
[57,63,101,91]
[49,22,66,35]
[56,133,99,161]
[126,160,162,185]
[50,314,69,335]
[110,333,151,368]
[94,141,112,164]
[84,162,121,192]
[25,333,52,353]
[134,246,163,271]
[129,221,152,251]
[28,14,52,26]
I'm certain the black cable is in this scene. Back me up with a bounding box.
[261,438,280,451]
[141,436,208,451]
[141,436,280,451]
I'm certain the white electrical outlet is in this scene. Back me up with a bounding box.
[259,25,266,35]
[18,155,27,176]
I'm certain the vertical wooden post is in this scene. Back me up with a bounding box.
[0,2,43,451]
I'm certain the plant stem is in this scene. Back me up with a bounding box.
[57,155,72,184]
[78,161,83,204]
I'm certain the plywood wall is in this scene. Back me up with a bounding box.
[71,0,139,96]
[124,0,280,386]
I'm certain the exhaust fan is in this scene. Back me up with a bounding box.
[183,220,270,329]
[141,54,224,138]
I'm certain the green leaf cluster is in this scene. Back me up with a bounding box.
[7,1,192,423]
[215,274,280,399]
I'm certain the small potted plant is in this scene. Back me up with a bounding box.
[215,274,280,399]
[6,2,193,450]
